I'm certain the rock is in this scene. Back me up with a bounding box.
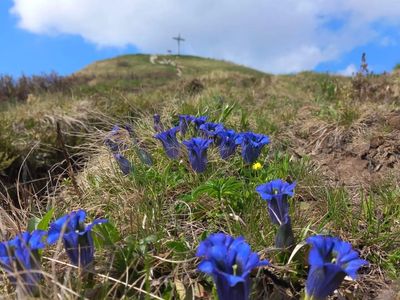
[369,136,385,149]
[387,114,400,130]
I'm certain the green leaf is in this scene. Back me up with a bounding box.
[92,222,121,249]
[166,240,188,253]
[37,208,54,231]
[135,147,153,166]
[218,102,236,123]
[27,208,55,232]
[27,216,41,232]
[192,177,243,200]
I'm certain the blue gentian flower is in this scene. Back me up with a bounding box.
[104,125,130,153]
[196,233,269,300]
[306,235,368,300]
[236,132,270,164]
[178,114,195,135]
[104,139,119,153]
[154,127,181,159]
[183,137,212,173]
[192,116,208,128]
[47,210,107,268]
[255,179,296,225]
[217,129,239,159]
[255,179,296,248]
[123,124,133,135]
[153,114,164,132]
[104,125,121,153]
[113,153,132,175]
[0,230,46,296]
[199,122,225,138]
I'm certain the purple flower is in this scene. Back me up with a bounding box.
[104,125,131,153]
[256,179,296,248]
[256,179,296,225]
[217,129,239,159]
[196,233,269,300]
[178,114,195,135]
[154,127,181,159]
[192,116,208,128]
[47,210,107,268]
[113,153,132,175]
[199,122,225,138]
[0,230,46,296]
[306,235,368,300]
[153,114,164,132]
[255,179,296,224]
[236,132,270,164]
[183,137,212,173]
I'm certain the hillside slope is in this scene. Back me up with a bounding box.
[0,54,399,299]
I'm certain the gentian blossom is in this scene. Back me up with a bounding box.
[47,210,107,268]
[199,122,225,138]
[104,125,131,153]
[256,179,296,248]
[0,230,46,296]
[196,233,269,300]
[217,129,239,159]
[122,124,133,135]
[104,139,119,153]
[154,127,181,159]
[113,153,132,175]
[255,179,296,225]
[178,114,195,135]
[236,132,270,164]
[153,114,164,132]
[192,116,208,128]
[305,235,368,300]
[183,137,212,173]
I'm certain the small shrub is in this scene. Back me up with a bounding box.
[184,78,204,95]
[116,60,130,68]
[0,72,86,102]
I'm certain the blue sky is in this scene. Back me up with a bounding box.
[0,0,138,77]
[2,0,400,77]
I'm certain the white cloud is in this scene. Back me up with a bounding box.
[9,0,400,73]
[380,36,397,47]
[337,64,357,76]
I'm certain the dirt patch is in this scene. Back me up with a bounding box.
[289,110,400,187]
[387,110,400,130]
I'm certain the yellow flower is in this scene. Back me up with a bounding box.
[252,162,262,171]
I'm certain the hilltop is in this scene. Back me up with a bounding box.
[0,54,399,299]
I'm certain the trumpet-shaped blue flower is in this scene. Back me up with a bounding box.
[192,116,208,128]
[0,230,46,295]
[113,153,132,175]
[47,210,107,268]
[104,139,119,153]
[306,235,368,300]
[154,126,181,159]
[217,129,239,159]
[236,132,270,164]
[255,179,296,225]
[178,114,195,135]
[199,122,225,138]
[183,137,212,173]
[256,179,296,248]
[153,114,164,132]
[196,233,269,300]
[104,125,131,153]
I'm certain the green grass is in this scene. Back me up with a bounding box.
[0,54,399,299]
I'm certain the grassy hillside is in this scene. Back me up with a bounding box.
[0,54,399,299]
